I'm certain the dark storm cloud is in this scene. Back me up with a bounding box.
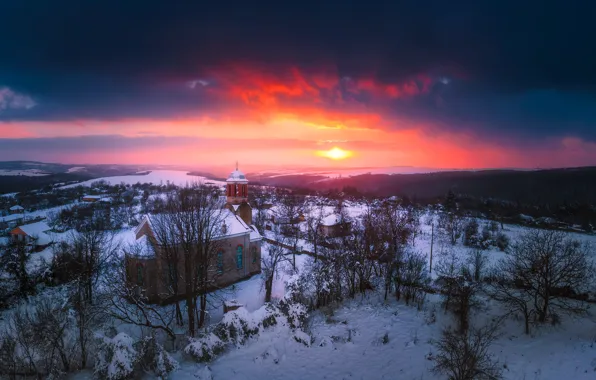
[1,0,595,140]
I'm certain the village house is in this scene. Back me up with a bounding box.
[0,213,25,230]
[82,195,102,203]
[9,221,53,250]
[9,205,25,214]
[319,214,351,238]
[125,165,262,304]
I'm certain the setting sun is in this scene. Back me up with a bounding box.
[317,147,353,160]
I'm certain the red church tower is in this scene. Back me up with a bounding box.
[225,163,252,225]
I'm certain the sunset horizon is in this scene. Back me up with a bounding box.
[1,1,595,169]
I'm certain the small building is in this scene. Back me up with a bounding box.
[0,213,25,230]
[319,214,351,238]
[9,205,24,214]
[82,195,102,203]
[9,221,53,249]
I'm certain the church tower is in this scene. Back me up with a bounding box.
[225,163,252,225]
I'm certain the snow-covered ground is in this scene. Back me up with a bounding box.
[66,166,86,173]
[9,197,596,380]
[59,170,225,189]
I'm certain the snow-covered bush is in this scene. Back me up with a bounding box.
[495,232,510,251]
[292,328,313,346]
[0,295,78,378]
[94,333,137,380]
[184,334,226,363]
[214,307,260,345]
[136,335,178,379]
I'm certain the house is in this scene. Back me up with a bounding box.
[9,221,53,249]
[82,195,102,203]
[0,213,25,230]
[124,165,263,304]
[319,214,351,238]
[9,205,24,214]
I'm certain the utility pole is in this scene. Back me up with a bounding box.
[429,222,434,273]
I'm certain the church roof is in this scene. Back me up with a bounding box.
[226,169,248,183]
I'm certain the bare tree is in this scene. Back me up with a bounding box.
[340,215,378,298]
[433,322,503,380]
[467,249,488,282]
[167,184,227,335]
[0,240,34,301]
[439,211,464,245]
[249,185,273,233]
[378,200,415,301]
[0,296,77,378]
[106,257,177,340]
[145,207,185,326]
[56,228,119,368]
[488,230,593,332]
[504,230,592,323]
[486,271,534,335]
[394,249,430,307]
[262,225,291,302]
[303,199,326,262]
[435,248,463,313]
[277,191,305,270]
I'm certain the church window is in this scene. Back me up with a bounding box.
[217,251,224,274]
[236,245,243,269]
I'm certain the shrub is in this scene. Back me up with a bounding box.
[136,335,178,379]
[495,233,510,251]
[433,324,502,380]
[184,334,226,363]
[94,333,137,380]
[214,308,260,345]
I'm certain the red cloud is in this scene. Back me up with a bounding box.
[197,64,434,130]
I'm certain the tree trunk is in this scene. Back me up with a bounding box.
[175,301,184,326]
[265,275,274,303]
[198,294,207,328]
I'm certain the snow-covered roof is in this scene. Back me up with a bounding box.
[9,205,24,211]
[137,209,254,243]
[16,221,51,237]
[321,214,348,227]
[36,232,52,246]
[126,234,155,257]
[249,225,263,242]
[0,214,25,223]
[226,169,248,183]
[82,195,102,199]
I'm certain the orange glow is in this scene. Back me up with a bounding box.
[316,147,353,160]
[2,65,596,169]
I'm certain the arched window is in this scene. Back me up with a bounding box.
[236,245,243,269]
[251,246,257,263]
[217,251,224,274]
[136,263,144,286]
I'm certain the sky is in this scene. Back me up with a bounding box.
[1,0,595,169]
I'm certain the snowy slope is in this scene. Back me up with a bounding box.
[60,170,225,189]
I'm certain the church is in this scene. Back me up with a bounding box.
[124,166,262,304]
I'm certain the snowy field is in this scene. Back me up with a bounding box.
[6,197,596,379]
[66,166,86,173]
[173,215,596,380]
[60,170,225,189]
